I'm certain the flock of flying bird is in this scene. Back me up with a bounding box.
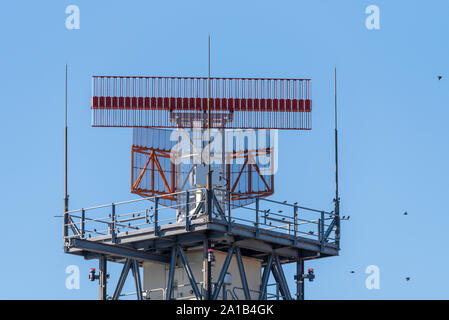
[347,73,445,283]
[346,75,443,283]
[347,211,411,282]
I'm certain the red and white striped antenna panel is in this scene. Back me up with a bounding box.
[91,76,312,130]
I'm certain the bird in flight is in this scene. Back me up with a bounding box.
[405,277,411,281]
[438,75,442,80]
[403,211,408,216]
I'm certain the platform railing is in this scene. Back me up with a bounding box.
[63,188,206,242]
[214,189,338,246]
[63,187,338,247]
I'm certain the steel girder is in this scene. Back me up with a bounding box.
[177,244,202,300]
[111,259,143,300]
[69,238,170,264]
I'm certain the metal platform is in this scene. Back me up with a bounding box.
[63,188,340,300]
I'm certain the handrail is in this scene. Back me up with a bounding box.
[63,187,338,246]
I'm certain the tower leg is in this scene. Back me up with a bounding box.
[165,246,177,300]
[112,259,132,300]
[259,254,273,300]
[178,244,202,300]
[296,253,304,300]
[202,239,212,300]
[99,255,107,300]
[271,257,292,300]
[131,260,143,300]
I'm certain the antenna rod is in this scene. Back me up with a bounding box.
[63,64,69,244]
[334,68,338,201]
[65,64,69,213]
[208,35,211,174]
[205,35,213,299]
[206,35,213,197]
[334,67,340,245]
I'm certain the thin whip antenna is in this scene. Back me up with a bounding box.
[208,35,211,171]
[63,64,70,245]
[204,34,213,299]
[334,67,339,201]
[334,67,340,245]
[206,35,212,196]
[65,64,69,213]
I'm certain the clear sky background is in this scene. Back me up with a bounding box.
[0,1,448,299]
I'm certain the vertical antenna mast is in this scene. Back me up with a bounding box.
[63,64,69,247]
[204,35,213,300]
[334,67,340,245]
[206,35,213,200]
[208,35,211,176]
[334,68,338,201]
[65,64,69,213]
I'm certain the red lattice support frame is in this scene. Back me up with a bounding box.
[131,145,274,206]
[91,76,311,130]
[131,128,274,207]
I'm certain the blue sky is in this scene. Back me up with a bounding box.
[0,1,448,299]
